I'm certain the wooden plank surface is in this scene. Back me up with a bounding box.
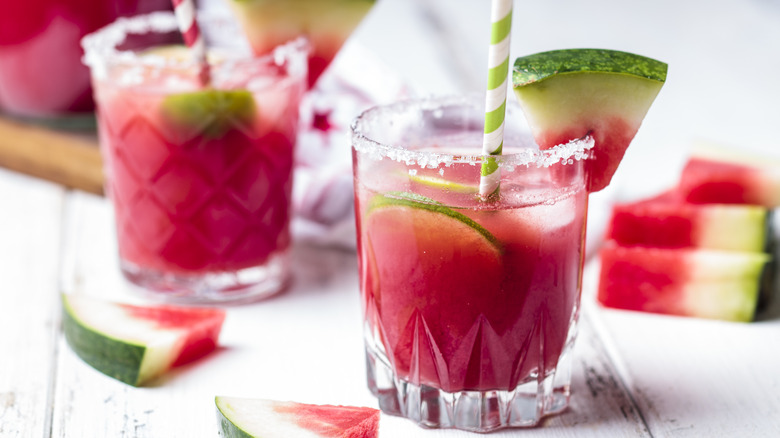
[583,261,780,438]
[0,170,64,437]
[0,117,103,196]
[51,193,649,436]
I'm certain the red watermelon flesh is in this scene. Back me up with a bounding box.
[62,293,226,386]
[598,243,767,322]
[607,189,769,252]
[122,304,225,367]
[535,115,637,193]
[680,157,780,207]
[276,403,379,437]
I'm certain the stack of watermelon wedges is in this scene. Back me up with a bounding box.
[597,141,779,322]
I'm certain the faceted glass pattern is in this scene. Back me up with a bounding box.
[85,15,308,302]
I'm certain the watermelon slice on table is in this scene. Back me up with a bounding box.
[62,294,226,386]
[512,48,667,192]
[215,396,379,437]
[607,189,771,252]
[225,0,376,88]
[597,242,769,322]
[679,141,780,207]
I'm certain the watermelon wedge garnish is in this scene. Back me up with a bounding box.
[512,48,667,192]
[62,294,226,386]
[225,0,376,88]
[215,396,380,437]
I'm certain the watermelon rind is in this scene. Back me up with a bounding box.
[216,397,255,438]
[61,294,221,386]
[697,205,769,253]
[62,300,146,386]
[215,396,379,438]
[598,245,769,322]
[217,397,277,438]
[512,48,667,86]
[226,0,376,87]
[685,250,770,322]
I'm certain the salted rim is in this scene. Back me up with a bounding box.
[351,95,594,168]
[81,11,309,71]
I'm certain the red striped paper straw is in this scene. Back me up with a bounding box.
[171,0,210,86]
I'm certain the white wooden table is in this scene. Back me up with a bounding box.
[3,0,780,436]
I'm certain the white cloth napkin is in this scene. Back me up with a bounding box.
[291,41,411,249]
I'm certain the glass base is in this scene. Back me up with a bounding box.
[120,252,290,305]
[365,344,574,432]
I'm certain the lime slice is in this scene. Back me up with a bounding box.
[512,48,667,192]
[368,192,501,251]
[140,45,257,139]
[215,396,380,437]
[62,294,225,386]
[161,89,256,139]
[408,174,479,194]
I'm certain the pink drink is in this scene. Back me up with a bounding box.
[358,185,586,391]
[0,0,170,121]
[351,96,591,431]
[83,13,308,302]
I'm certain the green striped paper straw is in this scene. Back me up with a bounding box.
[480,0,513,200]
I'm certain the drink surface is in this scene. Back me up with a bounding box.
[0,0,171,118]
[354,141,588,392]
[94,55,303,275]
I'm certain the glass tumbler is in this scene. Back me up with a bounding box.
[82,12,308,303]
[351,95,592,431]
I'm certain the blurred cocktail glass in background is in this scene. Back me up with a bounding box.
[82,11,308,303]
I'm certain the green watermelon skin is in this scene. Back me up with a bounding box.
[63,308,146,385]
[607,190,770,252]
[62,294,226,386]
[597,243,768,322]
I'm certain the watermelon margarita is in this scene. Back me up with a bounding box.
[351,96,592,431]
[82,13,308,302]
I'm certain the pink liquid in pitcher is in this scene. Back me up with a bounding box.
[0,0,170,119]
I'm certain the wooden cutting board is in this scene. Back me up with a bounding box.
[0,116,104,195]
